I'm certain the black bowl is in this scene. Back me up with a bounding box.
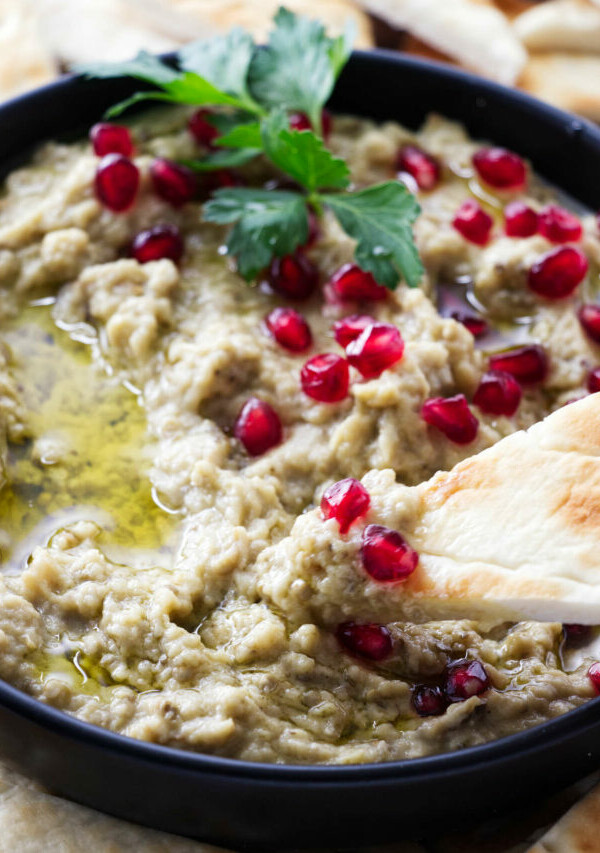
[1,50,600,851]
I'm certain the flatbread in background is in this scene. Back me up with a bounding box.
[0,0,373,95]
[0,0,57,100]
[354,0,527,84]
[168,0,375,46]
[514,0,600,54]
[527,781,600,852]
[35,0,206,66]
[0,761,225,853]
[520,52,600,122]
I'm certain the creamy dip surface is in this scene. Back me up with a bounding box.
[0,109,598,765]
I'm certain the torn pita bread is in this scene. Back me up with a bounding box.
[32,0,373,74]
[0,0,57,100]
[514,0,600,54]
[406,393,600,624]
[0,761,223,853]
[35,0,200,66]
[168,0,375,47]
[260,393,600,628]
[520,53,600,122]
[355,0,527,84]
[527,781,600,852]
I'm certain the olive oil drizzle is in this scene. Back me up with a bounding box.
[0,300,176,570]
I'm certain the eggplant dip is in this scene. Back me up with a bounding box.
[0,16,599,765]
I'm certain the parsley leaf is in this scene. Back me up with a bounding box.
[184,148,261,172]
[178,29,261,114]
[328,22,355,77]
[261,111,350,192]
[82,9,424,292]
[248,7,349,135]
[204,188,309,280]
[216,122,263,149]
[77,51,180,85]
[322,183,423,289]
[79,54,253,118]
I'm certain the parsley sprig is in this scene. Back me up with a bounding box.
[78,7,423,290]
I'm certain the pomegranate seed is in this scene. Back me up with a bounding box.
[450,311,488,338]
[452,200,493,246]
[473,370,522,417]
[321,478,370,534]
[346,323,404,379]
[188,109,219,147]
[579,304,600,344]
[361,524,419,583]
[504,201,539,238]
[336,622,392,661]
[265,307,312,352]
[489,345,548,385]
[538,205,582,244]
[564,624,591,642]
[131,224,183,264]
[233,397,282,456]
[528,246,588,299]
[289,109,332,140]
[202,170,242,193]
[421,395,478,444]
[94,154,139,212]
[396,145,441,191]
[588,662,600,694]
[151,158,197,207]
[473,147,526,190]
[90,122,133,157]
[333,314,373,348]
[304,210,320,247]
[329,264,388,302]
[588,368,600,393]
[268,253,318,301]
[444,659,490,702]
[301,353,349,403]
[411,685,447,717]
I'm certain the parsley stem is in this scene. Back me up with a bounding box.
[307,193,324,217]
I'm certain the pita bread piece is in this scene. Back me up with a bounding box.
[520,53,600,122]
[168,0,375,48]
[0,0,57,99]
[528,781,600,852]
[259,394,600,628]
[407,392,600,625]
[36,0,185,65]
[0,760,222,853]
[514,0,600,54]
[354,0,527,84]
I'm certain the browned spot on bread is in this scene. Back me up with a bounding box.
[552,458,600,536]
[420,452,500,509]
[543,395,600,454]
[493,0,538,19]
[406,558,566,600]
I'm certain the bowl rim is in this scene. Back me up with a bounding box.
[1,46,600,784]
